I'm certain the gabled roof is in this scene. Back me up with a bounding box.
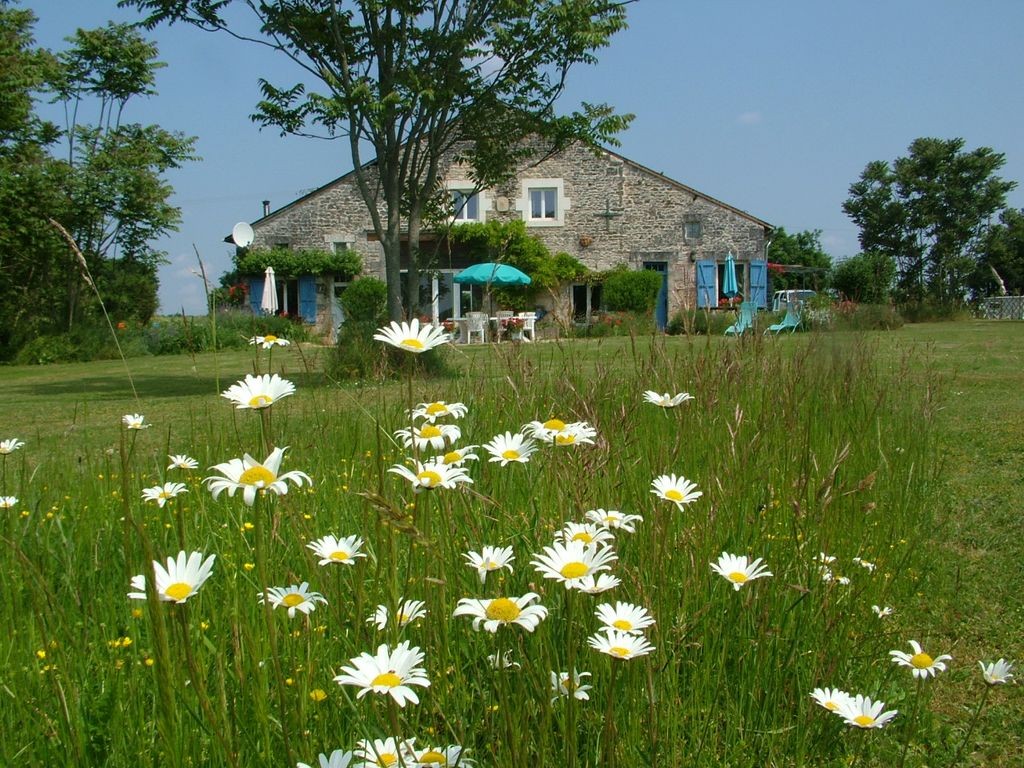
[229,142,772,236]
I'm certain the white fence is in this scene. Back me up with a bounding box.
[979,296,1024,319]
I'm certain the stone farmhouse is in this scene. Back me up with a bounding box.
[240,142,773,333]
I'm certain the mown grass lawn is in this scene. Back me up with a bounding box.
[0,320,1020,767]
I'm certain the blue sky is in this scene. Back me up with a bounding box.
[27,0,1024,314]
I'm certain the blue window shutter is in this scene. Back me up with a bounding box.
[696,260,717,308]
[749,260,768,308]
[248,277,263,314]
[298,275,317,323]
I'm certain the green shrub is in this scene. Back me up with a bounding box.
[668,309,737,335]
[572,311,654,337]
[898,301,971,323]
[602,266,664,312]
[327,319,452,381]
[340,277,388,323]
[14,334,78,365]
[832,302,904,330]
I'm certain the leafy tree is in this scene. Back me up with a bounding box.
[601,264,663,312]
[766,226,831,291]
[969,208,1024,298]
[843,138,1015,304]
[129,0,632,321]
[830,252,896,304]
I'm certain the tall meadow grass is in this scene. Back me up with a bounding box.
[1,332,947,767]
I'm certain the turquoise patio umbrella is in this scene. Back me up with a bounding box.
[722,252,740,299]
[453,262,532,286]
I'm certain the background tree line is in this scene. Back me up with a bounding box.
[0,1,195,361]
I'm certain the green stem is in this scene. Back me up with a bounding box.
[565,588,577,768]
[897,677,924,768]
[950,684,991,767]
[602,661,620,768]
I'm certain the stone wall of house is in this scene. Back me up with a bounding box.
[248,141,769,321]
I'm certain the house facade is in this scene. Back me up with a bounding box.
[242,142,772,332]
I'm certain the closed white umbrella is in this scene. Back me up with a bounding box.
[260,266,278,315]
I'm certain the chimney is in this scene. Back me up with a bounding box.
[262,200,270,217]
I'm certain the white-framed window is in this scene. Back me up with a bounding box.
[332,240,353,254]
[451,190,480,222]
[516,178,570,227]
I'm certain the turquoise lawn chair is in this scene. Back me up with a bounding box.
[724,301,756,336]
[765,301,802,334]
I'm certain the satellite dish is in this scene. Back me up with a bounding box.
[231,222,254,248]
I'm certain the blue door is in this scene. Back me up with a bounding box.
[696,260,717,308]
[643,261,668,330]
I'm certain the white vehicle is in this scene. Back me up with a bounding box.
[771,289,816,312]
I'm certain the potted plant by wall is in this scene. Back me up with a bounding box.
[502,315,525,340]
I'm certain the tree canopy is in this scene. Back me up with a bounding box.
[766,227,831,291]
[843,137,1015,305]
[128,0,632,320]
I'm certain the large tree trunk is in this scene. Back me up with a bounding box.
[406,202,423,321]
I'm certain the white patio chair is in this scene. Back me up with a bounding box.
[518,311,537,342]
[465,313,486,344]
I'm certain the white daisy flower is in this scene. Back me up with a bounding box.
[643,391,694,407]
[452,593,548,633]
[487,651,521,669]
[374,319,450,353]
[334,641,430,707]
[0,496,17,509]
[553,422,597,447]
[872,605,894,619]
[122,414,150,430]
[554,521,616,547]
[221,373,295,410]
[819,567,850,586]
[167,454,199,470]
[410,744,475,766]
[249,334,290,348]
[140,482,188,508]
[463,545,515,583]
[651,474,702,508]
[522,418,572,441]
[594,601,656,635]
[204,446,312,506]
[852,556,877,572]
[482,431,537,466]
[394,423,461,451]
[587,629,656,660]
[0,438,25,454]
[585,508,644,533]
[260,582,327,618]
[367,598,427,631]
[433,445,479,466]
[979,659,1014,685]
[550,670,593,703]
[809,687,853,713]
[575,573,622,594]
[387,459,472,492]
[816,552,837,565]
[710,552,773,591]
[410,401,468,423]
[296,749,355,768]
[531,540,618,590]
[834,694,898,729]
[307,534,367,566]
[353,738,417,768]
[128,550,215,604]
[890,640,952,679]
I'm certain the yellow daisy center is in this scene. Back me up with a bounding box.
[164,582,192,601]
[485,598,522,622]
[329,551,350,562]
[378,754,398,767]
[417,470,442,487]
[825,701,839,711]
[248,394,273,408]
[281,594,307,608]
[612,619,633,631]
[371,671,402,688]
[543,418,566,430]
[419,751,447,764]
[571,531,593,543]
[483,559,498,570]
[609,646,631,658]
[420,425,442,439]
[502,449,520,460]
[401,338,425,350]
[665,489,684,502]
[425,402,447,415]
[158,490,171,499]
[239,465,276,486]
[443,451,462,464]
[728,571,749,584]
[555,433,576,445]
[853,714,875,727]
[910,652,934,669]
[560,561,589,579]
[264,335,278,343]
